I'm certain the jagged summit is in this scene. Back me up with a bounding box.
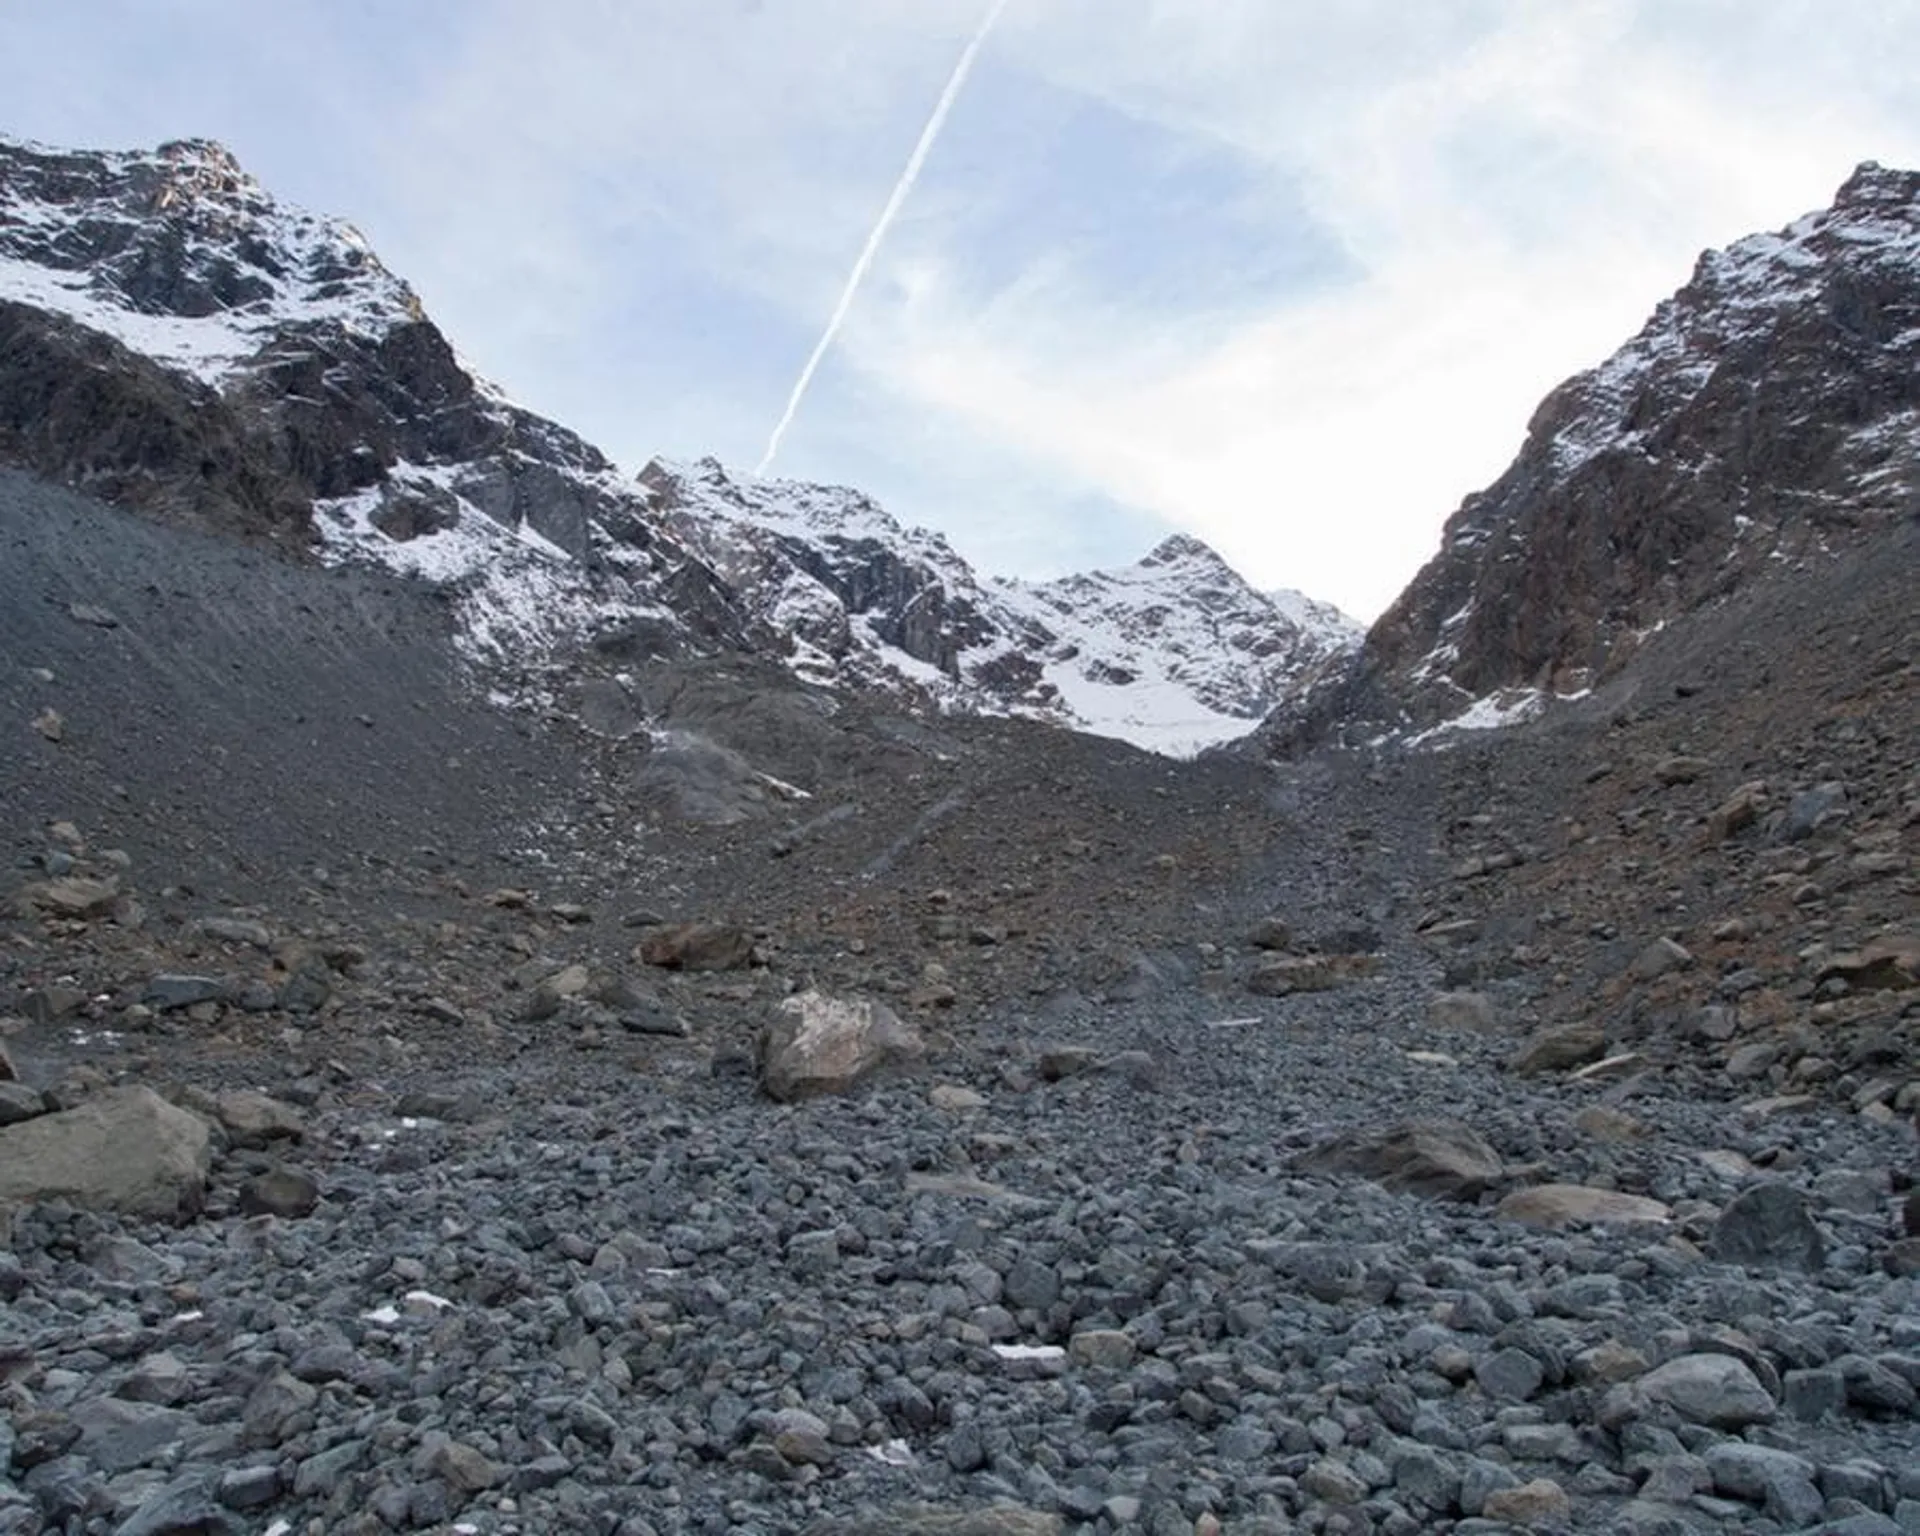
[640,455,1359,755]
[1139,532,1220,566]
[0,131,418,366]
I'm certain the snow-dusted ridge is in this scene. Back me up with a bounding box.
[0,134,417,385]
[1285,159,1920,756]
[643,458,1361,756]
[0,131,1358,757]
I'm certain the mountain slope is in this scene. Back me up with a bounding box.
[1272,161,1920,749]
[0,131,1347,755]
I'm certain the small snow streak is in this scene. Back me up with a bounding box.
[755,0,1011,474]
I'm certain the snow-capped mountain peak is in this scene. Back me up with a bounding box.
[0,132,419,385]
[0,132,1357,757]
[642,457,1360,755]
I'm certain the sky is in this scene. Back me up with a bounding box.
[4,2,1919,621]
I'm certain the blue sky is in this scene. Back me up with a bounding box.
[5,1,1919,619]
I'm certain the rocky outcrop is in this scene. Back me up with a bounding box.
[0,299,308,540]
[1270,162,1920,749]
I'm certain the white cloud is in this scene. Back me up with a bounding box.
[820,0,1920,616]
[3,1,1918,620]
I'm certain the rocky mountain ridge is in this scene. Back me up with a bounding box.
[643,457,1356,756]
[0,132,1353,756]
[1270,161,1920,752]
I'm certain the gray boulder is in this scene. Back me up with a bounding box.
[758,991,926,1102]
[1296,1117,1504,1200]
[1633,1353,1776,1428]
[0,1086,212,1220]
[1710,1181,1826,1271]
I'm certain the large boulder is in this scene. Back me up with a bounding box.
[638,920,754,971]
[758,991,926,1102]
[1709,1181,1825,1271]
[0,1086,212,1219]
[1629,1353,1777,1428]
[1506,1020,1607,1076]
[1296,1118,1504,1200]
[1496,1184,1672,1229]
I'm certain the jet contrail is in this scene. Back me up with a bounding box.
[755,0,1012,475]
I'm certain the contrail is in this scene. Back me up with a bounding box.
[755,0,1012,475]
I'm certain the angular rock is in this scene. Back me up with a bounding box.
[1507,1019,1607,1076]
[1303,1458,1370,1504]
[417,1432,500,1495]
[144,974,228,1011]
[1496,1184,1672,1229]
[1296,1118,1504,1200]
[1654,754,1712,785]
[638,920,754,971]
[215,1089,305,1148]
[0,1086,211,1219]
[114,1473,238,1536]
[216,1464,282,1510]
[1248,917,1292,950]
[0,1082,46,1126]
[194,916,273,948]
[1476,1347,1545,1402]
[1629,937,1693,981]
[1705,1442,1815,1502]
[16,875,119,917]
[1068,1330,1137,1370]
[1817,932,1920,992]
[1572,1105,1646,1142]
[1706,781,1768,842]
[72,1397,195,1473]
[242,1370,319,1448]
[929,1084,987,1111]
[757,990,925,1102]
[1709,1181,1825,1271]
[238,1168,321,1218]
[1481,1478,1571,1527]
[1835,1353,1917,1414]
[1248,953,1377,996]
[22,985,87,1025]
[1635,1353,1776,1428]
[1036,1046,1098,1082]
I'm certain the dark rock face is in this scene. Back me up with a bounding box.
[0,300,309,540]
[640,457,1019,683]
[0,133,751,656]
[1273,162,1920,749]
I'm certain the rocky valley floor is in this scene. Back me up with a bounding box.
[1,483,1916,1535]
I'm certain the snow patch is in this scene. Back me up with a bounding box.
[1404,688,1552,747]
